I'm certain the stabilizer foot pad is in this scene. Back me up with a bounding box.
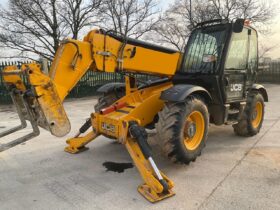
[64,146,89,154]
[138,184,175,203]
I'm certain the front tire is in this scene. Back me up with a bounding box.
[155,96,209,164]
[233,92,265,137]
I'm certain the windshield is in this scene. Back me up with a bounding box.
[181,25,227,74]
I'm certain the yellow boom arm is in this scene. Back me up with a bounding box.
[50,29,180,101]
[2,29,180,138]
[1,29,181,203]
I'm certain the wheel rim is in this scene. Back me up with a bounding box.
[184,111,205,151]
[252,101,263,128]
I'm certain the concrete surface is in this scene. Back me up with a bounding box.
[0,84,280,210]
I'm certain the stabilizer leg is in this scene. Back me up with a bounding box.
[65,118,99,154]
[126,122,175,203]
[65,131,99,154]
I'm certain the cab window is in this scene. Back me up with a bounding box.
[181,26,227,74]
[248,29,258,71]
[225,28,249,70]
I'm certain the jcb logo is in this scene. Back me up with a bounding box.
[101,122,116,133]
[230,84,243,92]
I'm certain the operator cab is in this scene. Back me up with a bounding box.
[173,19,258,125]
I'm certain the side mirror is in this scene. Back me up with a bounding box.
[233,19,245,33]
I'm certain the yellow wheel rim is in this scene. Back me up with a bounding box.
[252,101,263,128]
[184,111,205,151]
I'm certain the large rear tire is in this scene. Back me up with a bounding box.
[233,92,264,137]
[155,96,209,164]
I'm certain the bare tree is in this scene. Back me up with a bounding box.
[210,0,239,19]
[259,43,279,60]
[58,0,103,40]
[151,16,190,51]
[154,0,277,51]
[0,0,62,60]
[99,0,160,39]
[0,0,102,61]
[151,0,217,51]
[210,0,274,25]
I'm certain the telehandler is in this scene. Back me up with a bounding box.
[0,19,268,202]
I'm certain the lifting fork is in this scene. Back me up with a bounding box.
[0,72,40,152]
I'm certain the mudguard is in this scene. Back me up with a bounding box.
[251,84,268,102]
[160,84,212,102]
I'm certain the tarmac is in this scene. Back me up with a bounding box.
[0,84,279,210]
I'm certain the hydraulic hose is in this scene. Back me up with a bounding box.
[129,121,169,192]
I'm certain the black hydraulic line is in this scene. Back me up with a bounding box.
[129,121,150,159]
[75,118,92,138]
[128,121,169,192]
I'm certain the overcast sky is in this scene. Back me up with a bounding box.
[0,0,279,59]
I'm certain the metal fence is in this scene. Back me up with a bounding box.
[67,71,125,98]
[0,60,154,104]
[257,62,280,84]
[0,61,33,104]
[1,60,279,104]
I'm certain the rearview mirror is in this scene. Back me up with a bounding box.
[233,19,245,33]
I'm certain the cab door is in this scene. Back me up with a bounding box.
[224,27,252,103]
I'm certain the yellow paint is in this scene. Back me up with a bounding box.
[96,81,173,140]
[2,29,181,203]
[126,137,175,202]
[2,65,26,91]
[252,101,263,128]
[25,64,71,137]
[65,131,98,154]
[63,81,175,201]
[84,30,181,75]
[3,29,180,102]
[49,39,94,101]
[184,111,205,151]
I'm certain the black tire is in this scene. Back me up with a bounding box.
[94,89,125,112]
[233,92,265,137]
[155,96,209,164]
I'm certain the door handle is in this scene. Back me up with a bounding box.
[224,77,229,86]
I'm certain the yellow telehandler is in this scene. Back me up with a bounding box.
[0,19,268,202]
